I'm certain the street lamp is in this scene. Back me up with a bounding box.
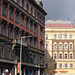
[20,35,35,75]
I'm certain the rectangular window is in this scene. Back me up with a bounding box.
[65,64,67,69]
[40,41,42,50]
[70,64,73,69]
[65,54,67,59]
[46,35,48,39]
[33,8,35,16]
[59,44,62,49]
[54,54,57,59]
[70,54,72,59]
[26,18,29,29]
[9,7,13,20]
[54,64,57,69]
[59,54,62,59]
[21,15,24,26]
[30,21,33,31]
[8,26,12,38]
[64,35,67,39]
[34,23,37,34]
[46,44,48,49]
[70,35,72,39]
[59,64,62,69]
[36,11,39,19]
[46,54,48,59]
[29,4,31,13]
[1,23,6,36]
[14,29,18,39]
[65,44,67,49]
[58,35,62,39]
[25,0,27,10]
[40,27,42,37]
[70,44,72,49]
[54,44,57,49]
[46,64,48,68]
[30,37,32,46]
[3,3,7,16]
[54,35,57,39]
[15,11,19,23]
[20,0,22,6]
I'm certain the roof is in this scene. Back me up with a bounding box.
[45,20,73,28]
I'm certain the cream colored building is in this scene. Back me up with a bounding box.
[45,20,75,75]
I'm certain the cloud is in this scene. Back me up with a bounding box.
[42,0,75,22]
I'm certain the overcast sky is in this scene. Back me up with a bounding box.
[42,0,75,22]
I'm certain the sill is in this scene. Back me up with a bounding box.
[2,14,7,17]
[15,21,19,24]
[9,17,13,20]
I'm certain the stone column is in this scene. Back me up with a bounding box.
[33,21,34,33]
[24,15,26,28]
[18,29,21,40]
[15,65,17,75]
[19,12,21,25]
[38,68,40,75]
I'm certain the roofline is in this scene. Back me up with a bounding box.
[28,0,47,15]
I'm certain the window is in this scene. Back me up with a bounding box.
[65,64,67,69]
[25,0,27,10]
[54,64,57,69]
[70,54,72,59]
[30,21,33,31]
[2,3,7,16]
[34,38,37,48]
[46,64,48,68]
[58,35,62,39]
[14,29,18,39]
[65,54,67,59]
[1,23,6,35]
[59,64,62,69]
[46,44,48,49]
[34,23,37,34]
[54,35,57,39]
[21,15,24,26]
[70,64,73,69]
[70,44,72,49]
[59,54,62,59]
[8,26,12,38]
[26,18,29,28]
[70,35,72,39]
[54,54,57,59]
[46,54,48,59]
[30,37,32,46]
[29,4,31,13]
[33,8,35,16]
[40,27,42,37]
[64,44,67,49]
[20,0,22,6]
[59,44,62,49]
[9,7,13,20]
[64,35,67,39]
[15,11,19,23]
[46,35,48,39]
[54,44,57,49]
[36,11,39,19]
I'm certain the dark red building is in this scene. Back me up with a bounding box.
[0,0,47,75]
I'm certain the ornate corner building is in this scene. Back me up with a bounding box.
[45,20,75,75]
[0,0,47,75]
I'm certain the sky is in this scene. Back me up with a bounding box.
[42,0,75,22]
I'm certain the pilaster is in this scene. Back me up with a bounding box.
[7,4,10,19]
[6,22,9,37]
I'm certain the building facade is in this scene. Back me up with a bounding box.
[45,20,75,75]
[0,0,47,75]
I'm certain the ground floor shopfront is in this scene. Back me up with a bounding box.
[0,62,44,75]
[45,69,75,75]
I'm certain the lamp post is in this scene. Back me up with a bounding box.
[20,35,35,75]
